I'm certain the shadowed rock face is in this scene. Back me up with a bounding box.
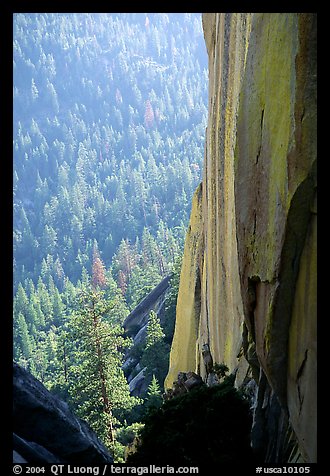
[166,13,316,463]
[13,362,113,464]
[123,274,172,333]
[122,274,172,396]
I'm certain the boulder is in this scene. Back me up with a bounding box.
[184,372,204,391]
[13,451,27,464]
[128,367,148,397]
[13,433,62,464]
[13,362,113,464]
[123,275,172,333]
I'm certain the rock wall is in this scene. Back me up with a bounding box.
[13,363,113,464]
[122,274,172,396]
[123,274,172,334]
[165,184,204,383]
[165,13,316,463]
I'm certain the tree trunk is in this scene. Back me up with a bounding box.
[92,303,115,444]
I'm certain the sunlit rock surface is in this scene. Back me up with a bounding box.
[166,13,316,463]
[165,183,204,387]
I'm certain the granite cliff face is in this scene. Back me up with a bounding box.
[165,13,316,463]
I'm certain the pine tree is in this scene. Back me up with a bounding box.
[49,323,72,400]
[15,283,29,315]
[92,243,107,289]
[52,288,64,326]
[145,374,162,411]
[37,278,53,325]
[118,269,127,296]
[163,254,182,342]
[112,239,138,284]
[16,312,33,360]
[144,100,154,129]
[145,310,165,348]
[31,78,39,100]
[46,79,59,114]
[31,336,48,383]
[125,264,161,310]
[67,287,140,458]
[33,299,46,329]
[141,311,169,388]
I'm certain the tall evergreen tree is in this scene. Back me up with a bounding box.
[16,312,33,362]
[67,287,140,458]
[92,242,107,289]
[145,374,162,412]
[141,310,169,388]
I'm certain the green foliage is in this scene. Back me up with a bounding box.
[140,311,170,389]
[127,378,256,465]
[13,13,207,292]
[91,244,107,289]
[66,287,141,459]
[163,254,182,342]
[116,422,145,447]
[16,312,33,360]
[13,11,205,405]
[145,311,165,348]
[125,263,162,311]
[13,12,208,461]
[145,375,163,412]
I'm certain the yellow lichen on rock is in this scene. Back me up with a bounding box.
[235,12,316,410]
[165,12,316,462]
[287,197,317,462]
[164,183,203,389]
[197,13,251,380]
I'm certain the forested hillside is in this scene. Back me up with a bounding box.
[14,12,207,289]
[13,12,208,461]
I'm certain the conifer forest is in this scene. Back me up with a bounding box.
[13,12,208,460]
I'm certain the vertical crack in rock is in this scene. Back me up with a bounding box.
[300,106,305,123]
[296,349,308,414]
[194,266,202,336]
[256,108,264,165]
[247,275,260,342]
